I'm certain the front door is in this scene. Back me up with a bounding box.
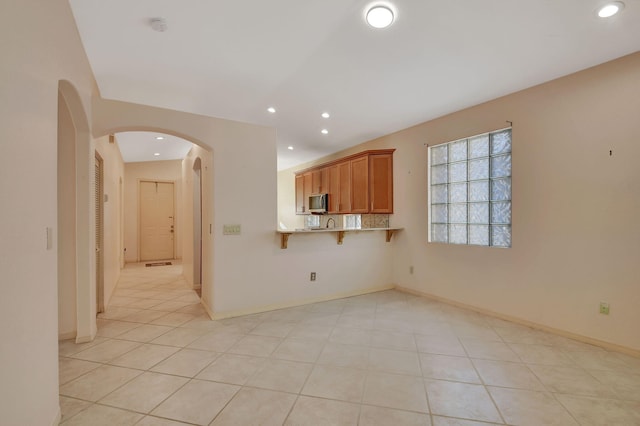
[140,181,175,261]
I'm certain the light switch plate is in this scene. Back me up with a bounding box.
[223,224,241,235]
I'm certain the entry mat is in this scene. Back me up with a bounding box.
[145,261,172,267]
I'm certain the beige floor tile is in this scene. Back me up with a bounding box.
[59,358,101,385]
[228,334,282,357]
[187,330,244,352]
[247,359,313,393]
[250,320,296,338]
[317,342,370,369]
[136,416,192,426]
[117,324,173,342]
[59,396,92,423]
[420,354,481,384]
[196,353,265,385]
[70,339,140,363]
[363,372,429,413]
[336,313,375,329]
[359,405,431,425]
[426,379,501,423]
[488,386,577,426]
[302,364,366,402]
[109,343,180,370]
[125,298,165,309]
[461,339,520,362]
[412,321,457,338]
[508,342,574,366]
[288,324,334,340]
[176,303,207,315]
[368,347,422,376]
[415,335,466,357]
[589,369,640,401]
[60,365,142,402]
[59,337,108,357]
[431,416,500,426]
[472,359,544,390]
[451,324,502,341]
[97,306,142,321]
[121,309,170,324]
[329,327,372,346]
[151,379,239,425]
[370,330,417,351]
[61,404,144,426]
[149,300,192,312]
[566,350,632,372]
[150,327,209,347]
[528,364,618,398]
[211,387,296,425]
[151,348,218,377]
[96,319,140,338]
[100,372,188,413]
[271,337,325,363]
[285,395,360,425]
[556,394,640,425]
[150,312,195,327]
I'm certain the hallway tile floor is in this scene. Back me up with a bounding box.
[59,263,640,425]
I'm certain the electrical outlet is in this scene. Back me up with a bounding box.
[409,265,414,274]
[310,272,316,281]
[599,302,610,315]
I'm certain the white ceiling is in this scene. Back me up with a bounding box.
[69,0,640,170]
[116,132,194,163]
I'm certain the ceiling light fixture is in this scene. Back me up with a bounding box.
[287,146,294,150]
[155,136,164,140]
[321,112,330,118]
[321,129,329,135]
[150,18,168,32]
[366,5,395,29]
[597,2,624,17]
[154,152,160,156]
[267,107,276,113]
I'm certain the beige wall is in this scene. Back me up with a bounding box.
[95,135,125,305]
[124,160,183,263]
[280,52,640,352]
[0,0,97,423]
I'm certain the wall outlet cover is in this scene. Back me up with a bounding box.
[599,302,610,315]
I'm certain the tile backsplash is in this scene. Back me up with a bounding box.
[305,214,389,229]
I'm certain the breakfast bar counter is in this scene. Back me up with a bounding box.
[276,227,402,249]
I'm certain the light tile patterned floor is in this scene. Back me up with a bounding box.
[59,263,640,425]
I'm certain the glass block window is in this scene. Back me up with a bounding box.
[428,128,512,247]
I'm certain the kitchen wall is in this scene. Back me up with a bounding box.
[123,159,183,263]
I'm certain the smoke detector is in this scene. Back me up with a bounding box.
[150,18,168,32]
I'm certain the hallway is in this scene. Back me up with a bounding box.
[58,264,640,425]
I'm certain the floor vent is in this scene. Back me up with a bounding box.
[145,261,172,267]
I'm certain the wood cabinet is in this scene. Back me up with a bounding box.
[295,149,394,215]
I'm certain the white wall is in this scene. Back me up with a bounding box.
[0,0,96,423]
[95,135,125,305]
[123,160,183,263]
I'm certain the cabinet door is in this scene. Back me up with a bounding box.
[369,153,393,213]
[327,165,339,213]
[350,156,369,213]
[295,174,305,214]
[303,172,313,213]
[318,168,329,193]
[337,161,351,213]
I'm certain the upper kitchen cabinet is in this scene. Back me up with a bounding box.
[369,152,394,213]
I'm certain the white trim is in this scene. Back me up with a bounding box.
[51,407,61,426]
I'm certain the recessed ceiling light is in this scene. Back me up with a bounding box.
[154,153,160,156]
[366,5,395,29]
[155,136,164,140]
[321,129,329,135]
[150,18,168,32]
[267,107,276,113]
[597,2,624,17]
[321,112,330,118]
[287,146,294,150]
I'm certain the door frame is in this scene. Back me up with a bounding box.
[95,152,105,314]
[137,179,177,262]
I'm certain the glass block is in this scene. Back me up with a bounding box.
[449,204,467,223]
[469,158,489,180]
[431,204,448,223]
[469,203,489,224]
[491,130,511,155]
[490,154,511,178]
[450,224,467,244]
[449,183,467,203]
[449,162,467,183]
[491,201,511,224]
[431,165,448,185]
[431,185,448,204]
[491,225,511,247]
[432,224,448,243]
[450,140,467,162]
[491,178,511,201]
[343,214,361,229]
[469,135,489,158]
[431,145,448,165]
[469,225,489,246]
[469,180,489,202]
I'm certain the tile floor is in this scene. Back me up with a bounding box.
[59,263,640,425]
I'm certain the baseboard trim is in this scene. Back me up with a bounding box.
[52,406,61,426]
[210,285,395,321]
[57,331,76,341]
[75,330,96,344]
[395,285,640,358]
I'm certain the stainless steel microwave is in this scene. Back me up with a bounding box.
[308,193,328,214]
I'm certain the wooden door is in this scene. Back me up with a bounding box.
[140,181,175,261]
[369,153,394,213]
[350,156,369,213]
[337,161,351,213]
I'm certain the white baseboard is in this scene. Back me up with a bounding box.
[57,331,76,341]
[395,285,640,358]
[52,406,61,426]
